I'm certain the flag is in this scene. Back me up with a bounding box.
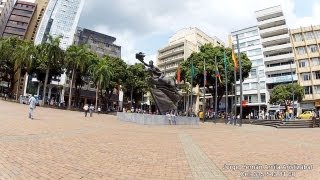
[204,70,207,85]
[191,62,195,80]
[223,51,228,71]
[228,35,239,70]
[176,65,181,84]
[215,64,222,84]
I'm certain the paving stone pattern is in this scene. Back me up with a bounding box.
[1,100,320,179]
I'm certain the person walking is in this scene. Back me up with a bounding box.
[89,104,94,117]
[83,104,89,117]
[97,106,101,115]
[28,95,37,119]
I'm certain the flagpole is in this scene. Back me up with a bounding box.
[190,60,193,113]
[224,51,228,116]
[236,34,243,127]
[203,58,206,122]
[233,50,237,126]
[215,56,218,122]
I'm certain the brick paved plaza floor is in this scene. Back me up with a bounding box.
[1,100,320,180]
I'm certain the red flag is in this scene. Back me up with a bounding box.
[177,65,181,84]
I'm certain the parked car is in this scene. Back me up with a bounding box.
[298,111,314,119]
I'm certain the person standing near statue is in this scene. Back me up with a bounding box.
[28,95,37,119]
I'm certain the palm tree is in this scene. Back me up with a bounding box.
[65,44,90,109]
[37,35,64,106]
[14,40,36,101]
[91,57,112,111]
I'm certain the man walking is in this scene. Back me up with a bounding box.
[28,95,37,119]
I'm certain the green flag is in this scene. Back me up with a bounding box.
[191,62,195,79]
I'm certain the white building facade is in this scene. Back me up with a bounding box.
[231,26,268,117]
[0,0,14,36]
[157,27,224,78]
[255,6,297,112]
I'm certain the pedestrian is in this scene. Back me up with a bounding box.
[171,110,177,125]
[97,106,101,114]
[89,104,94,117]
[166,111,171,124]
[83,104,89,117]
[28,95,37,119]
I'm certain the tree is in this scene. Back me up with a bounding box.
[37,35,65,106]
[180,44,252,108]
[91,57,112,110]
[100,56,127,109]
[269,83,304,107]
[123,63,149,108]
[65,44,90,109]
[14,40,36,101]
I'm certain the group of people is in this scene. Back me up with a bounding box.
[83,104,101,117]
[166,110,178,125]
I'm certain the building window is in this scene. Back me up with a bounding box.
[304,86,313,95]
[304,31,315,40]
[301,73,311,81]
[243,83,250,90]
[248,48,262,56]
[260,82,266,89]
[314,85,320,94]
[293,33,303,42]
[251,82,258,90]
[312,58,320,66]
[250,69,257,78]
[298,59,309,68]
[296,47,306,55]
[313,71,320,79]
[315,30,320,39]
[308,45,318,53]
[261,94,266,103]
[247,39,259,46]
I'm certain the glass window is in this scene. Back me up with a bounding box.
[304,32,315,40]
[243,83,250,90]
[250,69,257,78]
[308,45,318,53]
[314,85,320,94]
[301,73,311,81]
[247,39,259,46]
[304,86,313,95]
[248,48,262,56]
[312,58,320,66]
[261,94,266,103]
[315,31,320,39]
[299,59,309,68]
[260,82,266,89]
[251,82,258,90]
[293,33,303,41]
[296,47,306,55]
[313,71,320,79]
[259,70,264,77]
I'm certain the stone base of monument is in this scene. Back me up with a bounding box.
[117,112,199,125]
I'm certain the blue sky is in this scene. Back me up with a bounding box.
[79,0,320,64]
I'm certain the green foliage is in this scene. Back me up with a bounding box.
[180,44,252,104]
[269,83,304,105]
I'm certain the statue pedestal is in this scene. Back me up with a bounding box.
[117,112,199,125]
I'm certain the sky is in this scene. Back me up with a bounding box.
[79,0,320,64]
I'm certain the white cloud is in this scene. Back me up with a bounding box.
[79,0,319,64]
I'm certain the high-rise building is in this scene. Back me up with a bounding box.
[34,0,85,50]
[2,1,37,39]
[25,0,49,41]
[255,6,297,90]
[289,25,320,111]
[231,26,268,117]
[157,27,224,78]
[0,0,15,36]
[74,27,121,58]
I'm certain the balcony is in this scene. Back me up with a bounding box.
[260,25,288,38]
[264,53,293,62]
[265,64,296,73]
[157,55,184,66]
[266,74,297,84]
[261,34,289,46]
[255,6,283,20]
[263,43,292,54]
[258,16,286,29]
[158,48,184,59]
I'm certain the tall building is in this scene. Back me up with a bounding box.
[289,25,320,111]
[231,26,268,117]
[74,27,121,58]
[0,0,15,36]
[25,0,49,41]
[34,0,85,50]
[2,1,37,38]
[157,27,224,78]
[255,5,297,112]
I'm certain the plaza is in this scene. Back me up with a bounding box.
[0,100,319,179]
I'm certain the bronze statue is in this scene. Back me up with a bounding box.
[136,52,181,115]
